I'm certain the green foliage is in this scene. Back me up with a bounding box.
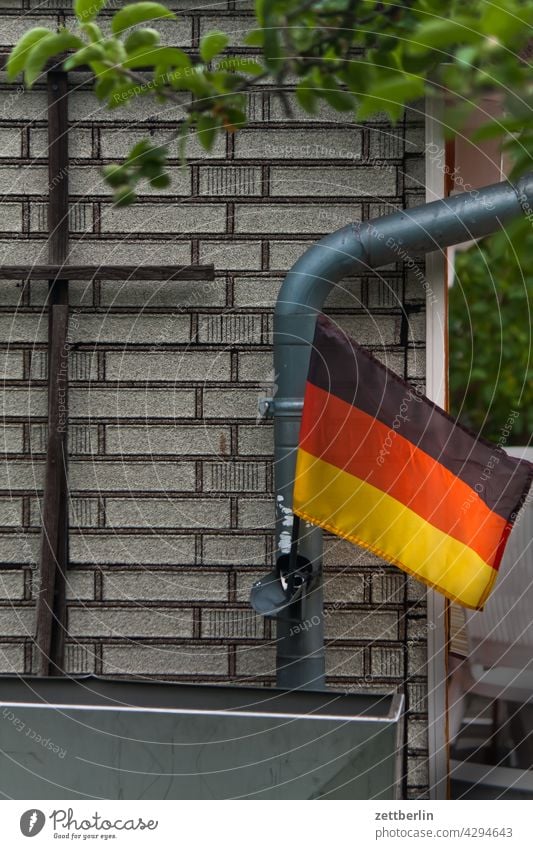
[449,219,533,444]
[6,0,533,208]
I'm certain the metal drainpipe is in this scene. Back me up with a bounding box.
[270,173,533,691]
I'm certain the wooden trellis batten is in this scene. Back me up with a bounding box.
[0,68,214,676]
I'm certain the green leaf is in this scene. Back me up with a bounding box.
[74,0,107,24]
[262,27,283,72]
[200,30,229,63]
[111,2,175,36]
[24,30,84,86]
[244,29,264,47]
[82,22,103,43]
[411,18,481,50]
[6,28,51,80]
[123,45,189,69]
[125,27,160,53]
[63,43,106,70]
[224,58,263,76]
[320,78,356,112]
[295,79,317,114]
[103,163,129,187]
[196,113,219,151]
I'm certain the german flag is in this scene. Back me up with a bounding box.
[293,315,533,610]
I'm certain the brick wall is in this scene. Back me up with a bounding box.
[0,1,431,798]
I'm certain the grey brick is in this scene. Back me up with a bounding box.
[370,646,404,678]
[0,424,24,454]
[237,424,273,455]
[0,497,22,526]
[0,570,24,599]
[102,202,226,234]
[0,313,47,343]
[0,90,47,121]
[238,351,273,381]
[235,203,362,234]
[331,314,400,345]
[105,351,231,382]
[198,240,262,270]
[203,389,261,419]
[0,350,23,379]
[0,15,56,46]
[199,166,261,196]
[372,572,405,604]
[0,533,39,564]
[405,311,426,344]
[105,424,231,456]
[407,755,429,786]
[1,387,48,416]
[270,166,396,197]
[0,460,44,490]
[65,570,95,601]
[100,127,226,160]
[202,535,266,566]
[66,239,191,266]
[0,165,47,194]
[202,608,263,639]
[235,128,362,159]
[69,461,196,492]
[235,644,276,677]
[74,313,191,345]
[326,279,363,308]
[407,645,428,678]
[203,461,267,492]
[103,570,227,602]
[105,497,230,529]
[103,644,228,675]
[407,348,425,380]
[325,647,364,677]
[367,277,403,308]
[0,280,27,306]
[238,499,274,529]
[63,643,96,674]
[30,127,93,159]
[29,202,93,235]
[0,607,34,636]
[0,127,21,157]
[407,682,428,713]
[0,203,22,231]
[268,240,316,269]
[233,277,282,307]
[323,537,384,567]
[325,610,398,640]
[70,166,191,197]
[198,15,252,46]
[407,719,429,751]
[368,128,405,159]
[235,570,265,601]
[101,279,226,308]
[323,573,366,604]
[198,313,262,343]
[68,606,194,638]
[69,533,195,565]
[405,157,425,190]
[68,95,188,125]
[70,388,196,420]
[0,642,24,672]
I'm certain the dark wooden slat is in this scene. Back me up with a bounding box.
[35,304,69,676]
[0,265,215,280]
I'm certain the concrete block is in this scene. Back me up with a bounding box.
[367,277,403,309]
[65,570,95,601]
[202,535,266,566]
[101,202,225,234]
[202,389,261,419]
[406,755,429,786]
[105,497,231,529]
[0,127,21,157]
[30,127,93,159]
[0,350,23,379]
[100,278,226,308]
[105,351,231,382]
[372,572,405,604]
[0,165,48,194]
[202,607,263,639]
[233,277,282,307]
[325,610,399,641]
[0,425,24,454]
[70,388,196,420]
[407,681,428,713]
[100,127,226,160]
[405,311,426,344]
[68,606,194,638]
[1,387,48,417]
[325,647,364,677]
[368,128,405,159]
[234,128,362,159]
[0,461,44,491]
[102,644,228,676]
[198,312,262,343]
[237,498,274,529]
[69,533,195,565]
[64,643,96,674]
[370,645,404,678]
[66,239,191,266]
[203,461,267,492]
[0,313,47,343]
[237,351,274,382]
[0,570,24,599]
[404,156,425,190]
[0,606,34,636]
[329,314,400,346]
[270,166,397,198]
[234,203,362,234]
[268,239,315,270]
[70,166,191,197]
[29,202,93,235]
[198,15,252,46]
[407,719,429,751]
[0,641,24,672]
[103,569,227,602]
[72,312,190,345]
[237,424,273,456]
[407,347,426,380]
[0,90,47,121]
[0,497,22,526]
[323,573,366,604]
[198,239,262,270]
[69,461,196,492]
[234,570,265,601]
[235,644,275,677]
[199,166,261,196]
[0,280,26,306]
[407,644,428,678]
[0,202,22,231]
[0,15,56,46]
[104,424,231,456]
